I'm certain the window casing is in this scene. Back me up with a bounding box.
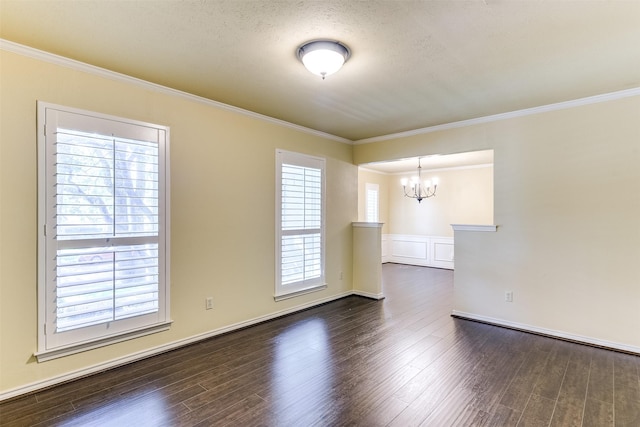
[365,183,379,222]
[275,150,326,300]
[37,102,171,361]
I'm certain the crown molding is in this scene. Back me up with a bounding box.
[354,87,640,145]
[3,39,638,148]
[0,39,352,145]
[393,162,493,175]
[359,162,493,175]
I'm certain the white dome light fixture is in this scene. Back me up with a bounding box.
[297,40,351,80]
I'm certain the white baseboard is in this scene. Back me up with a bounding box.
[0,290,356,402]
[352,290,385,300]
[451,310,640,355]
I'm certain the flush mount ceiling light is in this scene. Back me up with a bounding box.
[297,40,351,79]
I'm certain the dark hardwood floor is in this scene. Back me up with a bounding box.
[1,264,639,426]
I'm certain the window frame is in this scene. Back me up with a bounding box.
[275,149,326,301]
[365,182,380,222]
[36,102,171,361]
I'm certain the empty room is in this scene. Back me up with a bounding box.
[1,1,639,426]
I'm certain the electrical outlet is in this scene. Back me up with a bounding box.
[205,297,213,310]
[505,291,513,303]
[340,271,343,280]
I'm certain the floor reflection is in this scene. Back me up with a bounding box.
[57,390,170,427]
[269,317,334,422]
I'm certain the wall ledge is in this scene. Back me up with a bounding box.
[352,222,384,228]
[451,224,497,232]
[451,310,640,355]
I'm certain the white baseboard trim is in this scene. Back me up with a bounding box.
[352,290,385,300]
[0,290,355,402]
[451,310,640,355]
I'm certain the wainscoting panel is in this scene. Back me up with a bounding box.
[392,238,428,260]
[381,235,390,260]
[432,238,455,269]
[382,234,454,269]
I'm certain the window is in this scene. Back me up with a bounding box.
[37,102,171,361]
[365,183,379,222]
[275,150,326,300]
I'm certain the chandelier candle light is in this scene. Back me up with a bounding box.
[401,158,439,203]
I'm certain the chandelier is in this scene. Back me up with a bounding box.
[400,158,439,203]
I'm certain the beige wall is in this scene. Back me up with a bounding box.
[2,43,639,397]
[358,165,493,237]
[354,95,640,350]
[388,165,493,237]
[0,49,356,395]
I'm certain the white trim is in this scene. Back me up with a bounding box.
[361,163,493,175]
[383,234,454,269]
[381,234,390,262]
[390,163,493,175]
[35,321,173,362]
[352,290,385,300]
[357,166,389,175]
[275,150,326,299]
[0,39,351,145]
[451,310,640,355]
[5,39,639,148]
[354,87,640,145]
[273,284,327,302]
[451,224,497,232]
[37,102,172,354]
[365,182,380,223]
[0,290,354,402]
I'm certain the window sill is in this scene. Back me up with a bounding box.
[274,284,327,302]
[35,321,173,362]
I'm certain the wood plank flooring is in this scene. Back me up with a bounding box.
[1,264,639,426]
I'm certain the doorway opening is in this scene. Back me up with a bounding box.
[357,150,494,269]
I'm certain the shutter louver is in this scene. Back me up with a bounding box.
[53,129,160,333]
[366,185,379,222]
[280,162,323,287]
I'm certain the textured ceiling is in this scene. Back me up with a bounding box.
[1,1,639,141]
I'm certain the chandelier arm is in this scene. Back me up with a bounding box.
[402,161,437,202]
[403,186,421,200]
[403,186,415,198]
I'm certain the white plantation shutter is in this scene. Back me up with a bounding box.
[365,183,379,222]
[55,244,159,331]
[54,130,159,239]
[38,102,171,359]
[276,150,325,299]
